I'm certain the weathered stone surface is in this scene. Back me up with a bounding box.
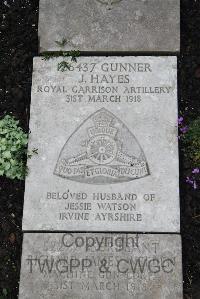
[23,56,179,232]
[38,0,180,52]
[19,233,183,299]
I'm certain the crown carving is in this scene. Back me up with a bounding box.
[92,110,113,127]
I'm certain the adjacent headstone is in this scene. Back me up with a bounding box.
[19,233,183,299]
[23,56,179,232]
[39,0,180,52]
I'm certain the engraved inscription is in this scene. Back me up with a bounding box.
[19,234,183,299]
[54,108,149,184]
[22,57,179,233]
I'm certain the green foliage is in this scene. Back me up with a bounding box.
[42,50,80,61]
[57,61,71,72]
[0,288,8,299]
[67,50,80,63]
[27,148,38,159]
[42,51,63,60]
[55,37,68,47]
[41,48,80,72]
[183,117,200,166]
[0,115,28,180]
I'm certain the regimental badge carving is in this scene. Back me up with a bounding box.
[96,0,123,10]
[54,108,150,184]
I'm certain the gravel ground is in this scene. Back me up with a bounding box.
[0,0,200,298]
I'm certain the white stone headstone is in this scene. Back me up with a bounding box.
[19,233,183,299]
[22,56,180,232]
[39,0,180,52]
